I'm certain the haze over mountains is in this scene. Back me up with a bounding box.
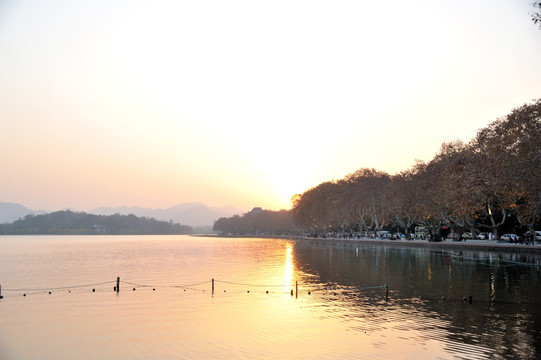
[0,202,244,227]
[89,203,244,227]
[0,202,46,224]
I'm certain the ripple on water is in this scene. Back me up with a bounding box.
[1,236,540,359]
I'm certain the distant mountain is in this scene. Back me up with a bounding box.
[89,203,245,227]
[0,210,192,235]
[0,202,46,224]
[0,202,245,228]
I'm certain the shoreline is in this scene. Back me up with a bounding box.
[196,234,541,255]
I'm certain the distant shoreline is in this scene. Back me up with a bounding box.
[196,234,541,255]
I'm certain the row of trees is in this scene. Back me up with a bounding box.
[213,99,541,240]
[213,208,298,235]
[292,99,541,239]
[0,210,193,235]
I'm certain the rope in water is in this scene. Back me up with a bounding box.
[2,280,115,292]
[0,278,387,296]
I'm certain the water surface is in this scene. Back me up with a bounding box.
[0,235,539,359]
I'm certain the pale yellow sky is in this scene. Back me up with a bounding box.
[1,0,540,212]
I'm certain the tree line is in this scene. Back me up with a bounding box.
[213,208,300,236]
[0,210,193,235]
[214,99,541,240]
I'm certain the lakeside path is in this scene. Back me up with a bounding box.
[200,234,541,255]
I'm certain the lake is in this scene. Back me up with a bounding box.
[0,235,540,359]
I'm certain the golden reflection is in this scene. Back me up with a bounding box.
[490,273,495,298]
[284,243,294,292]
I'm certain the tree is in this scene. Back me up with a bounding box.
[390,170,417,235]
[472,99,541,235]
[472,121,515,239]
[431,141,484,237]
[344,168,392,234]
[499,99,541,233]
[292,181,346,236]
[407,160,448,239]
[532,2,541,28]
[213,209,299,235]
[289,99,541,240]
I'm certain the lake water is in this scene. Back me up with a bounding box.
[0,235,540,359]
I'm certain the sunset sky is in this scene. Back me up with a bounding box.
[1,0,541,212]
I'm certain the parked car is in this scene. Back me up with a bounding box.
[501,234,519,243]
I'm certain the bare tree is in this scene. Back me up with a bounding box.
[289,100,541,240]
[390,171,417,236]
[532,1,541,28]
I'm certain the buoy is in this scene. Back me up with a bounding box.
[23,294,26,297]
[247,290,250,293]
[266,290,269,294]
[48,291,51,295]
[441,296,446,300]
[92,289,95,292]
[133,288,136,291]
[153,288,155,291]
[308,291,311,295]
[463,297,467,302]
[223,290,226,292]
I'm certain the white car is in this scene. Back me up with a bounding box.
[501,234,519,242]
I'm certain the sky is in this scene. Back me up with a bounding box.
[1,0,541,213]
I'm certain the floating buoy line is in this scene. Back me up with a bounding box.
[2,276,537,305]
[0,278,390,301]
[1,279,534,305]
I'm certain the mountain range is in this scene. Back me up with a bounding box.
[0,202,46,224]
[0,202,244,228]
[89,203,244,227]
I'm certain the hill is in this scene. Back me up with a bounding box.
[0,202,46,224]
[0,202,244,228]
[0,210,192,235]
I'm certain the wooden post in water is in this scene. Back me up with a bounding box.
[0,285,3,299]
[296,281,298,298]
[116,277,120,293]
[212,278,214,294]
[385,283,389,301]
